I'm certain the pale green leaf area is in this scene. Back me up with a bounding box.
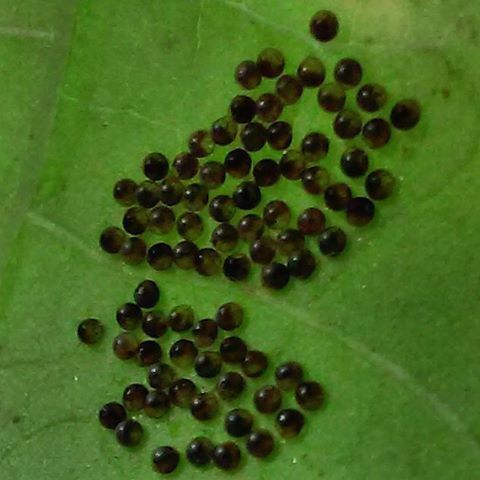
[0,0,479,479]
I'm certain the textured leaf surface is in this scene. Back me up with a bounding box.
[0,1,479,479]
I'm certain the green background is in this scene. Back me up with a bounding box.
[0,1,479,478]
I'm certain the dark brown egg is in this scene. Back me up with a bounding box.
[211,223,239,252]
[365,169,395,200]
[324,183,352,210]
[346,197,375,226]
[135,180,161,208]
[168,305,194,332]
[173,152,199,180]
[277,229,305,256]
[241,122,267,151]
[221,253,249,280]
[235,60,262,90]
[134,279,160,309]
[334,58,363,87]
[223,254,251,281]
[301,132,329,161]
[123,206,148,235]
[334,109,362,139]
[120,237,147,264]
[144,390,170,418]
[256,93,283,122]
[340,148,369,177]
[211,116,238,145]
[112,333,139,360]
[295,381,324,410]
[195,248,222,277]
[115,419,143,447]
[297,207,326,235]
[276,409,304,438]
[177,212,203,241]
[212,442,241,470]
[275,361,304,390]
[77,318,104,344]
[280,150,307,180]
[209,195,236,222]
[224,148,252,178]
[225,408,254,437]
[147,363,176,390]
[250,236,277,265]
[230,95,257,124]
[253,159,280,187]
[357,83,387,112]
[137,340,162,366]
[254,385,282,413]
[301,166,330,194]
[317,83,346,112]
[241,350,268,377]
[310,10,339,42]
[195,351,223,378]
[186,437,214,467]
[288,250,317,279]
[189,129,215,157]
[149,206,175,234]
[261,262,290,290]
[147,242,174,271]
[263,200,291,230]
[183,183,209,211]
[99,402,126,429]
[99,226,125,254]
[362,118,391,148]
[169,339,198,368]
[217,372,246,400]
[158,176,184,206]
[142,152,169,181]
[116,302,142,331]
[173,240,199,269]
[246,429,274,458]
[142,311,168,338]
[191,392,219,421]
[276,75,303,104]
[257,48,285,78]
[390,99,421,130]
[169,378,197,408]
[318,226,347,256]
[297,56,325,87]
[220,336,248,363]
[216,302,244,331]
[122,383,148,411]
[237,214,264,242]
[200,161,226,189]
[267,121,292,150]
[192,318,218,347]
[113,178,137,206]
[233,181,261,210]
[152,446,179,474]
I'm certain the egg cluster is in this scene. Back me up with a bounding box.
[81,7,423,475]
[98,9,420,291]
[78,279,324,473]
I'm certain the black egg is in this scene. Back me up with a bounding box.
[147,242,174,271]
[233,181,261,210]
[142,152,169,181]
[318,227,347,257]
[134,280,160,308]
[230,95,257,124]
[309,10,339,42]
[262,262,290,290]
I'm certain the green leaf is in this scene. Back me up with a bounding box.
[1,1,479,478]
